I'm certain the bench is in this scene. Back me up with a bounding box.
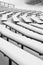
[31,15,43,24]
[1,14,8,22]
[12,12,21,23]
[13,12,21,17]
[17,22,43,35]
[19,13,32,23]
[3,21,43,42]
[0,11,6,17]
[5,12,13,18]
[1,12,13,22]
[30,23,43,29]
[0,11,6,14]
[0,11,10,14]
[39,15,43,21]
[0,37,43,65]
[0,24,43,55]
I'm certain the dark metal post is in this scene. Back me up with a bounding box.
[7,38,12,65]
[15,22,17,33]
[9,59,12,65]
[6,25,7,28]
[9,27,11,30]
[1,34,3,37]
[21,45,23,49]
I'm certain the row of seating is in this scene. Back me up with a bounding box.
[17,22,43,34]
[2,21,43,42]
[0,9,43,53]
[0,37,43,65]
[0,7,43,65]
[30,23,43,29]
[0,23,43,56]
[1,9,43,24]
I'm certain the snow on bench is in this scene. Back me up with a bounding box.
[19,13,32,23]
[39,15,43,21]
[0,11,6,17]
[17,22,43,35]
[0,38,43,65]
[3,21,43,42]
[31,15,43,23]
[12,12,21,22]
[1,11,13,21]
[0,24,43,55]
[0,11,6,14]
[30,23,43,29]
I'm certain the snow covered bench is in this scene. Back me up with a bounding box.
[0,38,43,65]
[0,24,43,56]
[17,22,43,35]
[2,21,43,42]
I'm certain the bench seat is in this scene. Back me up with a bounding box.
[3,21,43,42]
[0,24,43,54]
[0,38,43,65]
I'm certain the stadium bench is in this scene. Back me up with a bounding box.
[31,15,43,23]
[3,21,43,42]
[19,13,32,23]
[0,24,43,55]
[17,22,43,35]
[0,38,43,65]
[30,23,43,29]
[12,12,21,23]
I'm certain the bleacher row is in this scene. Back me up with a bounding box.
[0,2,43,65]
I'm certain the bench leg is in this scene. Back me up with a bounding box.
[9,58,12,65]
[1,34,3,37]
[6,25,7,28]
[9,58,19,65]
[15,30,17,33]
[9,27,11,30]
[21,45,23,49]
